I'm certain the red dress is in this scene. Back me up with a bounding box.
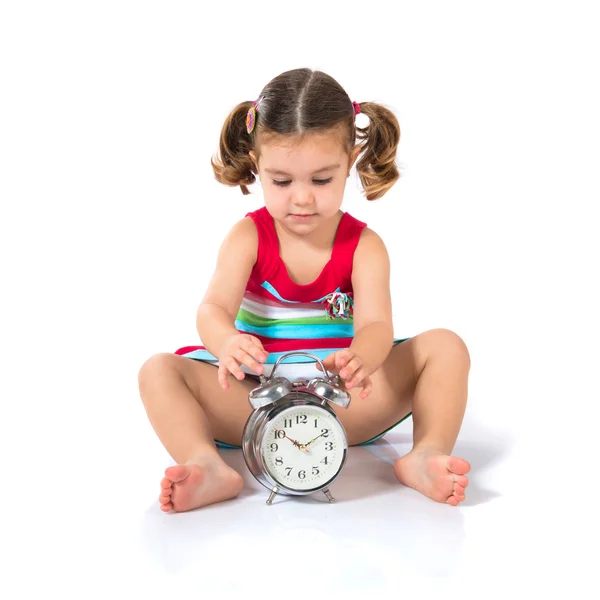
[175,206,410,448]
[175,207,402,381]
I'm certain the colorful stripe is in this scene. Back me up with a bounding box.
[234,319,354,339]
[240,295,327,319]
[178,337,409,365]
[179,347,347,364]
[237,307,347,327]
[260,281,341,304]
[235,281,354,342]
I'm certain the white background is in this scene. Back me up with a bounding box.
[1,1,599,598]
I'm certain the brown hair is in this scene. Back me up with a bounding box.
[211,68,401,200]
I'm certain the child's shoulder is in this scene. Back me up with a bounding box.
[353,225,389,261]
[340,212,383,247]
[218,214,259,257]
[348,215,384,245]
[223,213,258,235]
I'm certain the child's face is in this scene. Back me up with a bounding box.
[250,133,360,234]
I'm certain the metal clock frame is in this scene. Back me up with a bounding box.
[241,352,351,504]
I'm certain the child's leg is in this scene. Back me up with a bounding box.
[407,330,470,454]
[392,329,471,506]
[332,328,471,505]
[138,353,255,512]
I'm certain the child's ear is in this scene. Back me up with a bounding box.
[249,150,258,171]
[348,144,361,171]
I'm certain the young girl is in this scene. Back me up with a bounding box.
[138,68,471,513]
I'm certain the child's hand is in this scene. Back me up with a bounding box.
[318,349,373,399]
[218,334,268,391]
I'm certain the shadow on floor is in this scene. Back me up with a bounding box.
[137,413,512,585]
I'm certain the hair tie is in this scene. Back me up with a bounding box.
[352,101,361,116]
[246,96,265,134]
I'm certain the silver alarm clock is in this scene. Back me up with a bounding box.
[242,352,351,504]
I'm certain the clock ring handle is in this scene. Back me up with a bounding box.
[268,351,333,384]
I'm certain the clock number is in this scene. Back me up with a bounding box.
[275,457,283,466]
[285,467,292,476]
[284,418,292,428]
[270,443,278,452]
[312,467,319,475]
[321,428,330,438]
[320,456,328,465]
[314,419,319,428]
[325,442,333,451]
[296,414,307,425]
[298,470,306,479]
[276,430,286,439]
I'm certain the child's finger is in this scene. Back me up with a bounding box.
[320,355,336,372]
[248,335,265,349]
[340,357,361,381]
[256,347,269,362]
[218,365,230,390]
[249,335,269,356]
[242,337,265,362]
[252,343,268,361]
[224,357,245,381]
[234,349,264,374]
[336,352,351,369]
[360,378,373,399]
[345,366,367,389]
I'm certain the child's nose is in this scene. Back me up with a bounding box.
[291,186,315,206]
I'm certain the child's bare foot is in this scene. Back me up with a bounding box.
[393,448,470,506]
[159,457,244,512]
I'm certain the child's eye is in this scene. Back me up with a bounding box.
[272,178,332,187]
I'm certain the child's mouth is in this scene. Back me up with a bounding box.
[289,213,316,221]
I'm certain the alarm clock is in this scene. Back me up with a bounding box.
[241,351,351,505]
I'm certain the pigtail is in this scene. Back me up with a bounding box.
[211,101,257,195]
[354,102,401,200]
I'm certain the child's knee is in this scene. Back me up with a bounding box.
[138,352,182,388]
[429,329,470,368]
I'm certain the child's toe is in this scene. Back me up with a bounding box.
[161,477,173,489]
[448,456,470,475]
[454,483,465,496]
[160,502,173,512]
[455,475,469,488]
[165,465,189,482]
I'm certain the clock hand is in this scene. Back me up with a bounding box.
[303,432,327,448]
[274,428,309,453]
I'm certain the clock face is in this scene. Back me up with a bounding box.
[261,404,346,491]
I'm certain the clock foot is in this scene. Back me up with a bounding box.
[322,488,335,503]
[266,486,280,505]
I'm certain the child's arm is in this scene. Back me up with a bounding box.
[320,228,394,398]
[196,217,260,359]
[348,228,395,374]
